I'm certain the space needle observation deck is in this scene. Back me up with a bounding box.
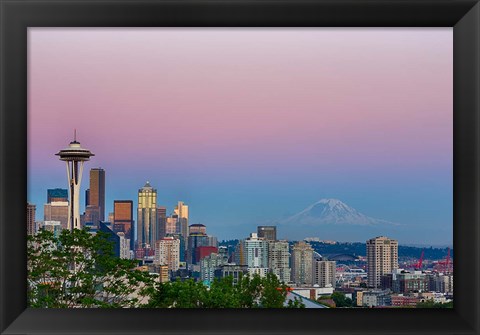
[55,131,94,231]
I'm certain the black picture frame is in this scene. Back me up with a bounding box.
[1,0,479,334]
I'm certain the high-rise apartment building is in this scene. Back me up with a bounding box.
[137,182,157,249]
[366,236,399,288]
[242,233,269,269]
[291,241,314,287]
[257,226,277,241]
[27,203,36,236]
[114,200,134,251]
[154,236,181,272]
[200,253,226,283]
[44,201,68,230]
[89,168,105,221]
[268,240,291,283]
[47,188,68,203]
[314,260,336,288]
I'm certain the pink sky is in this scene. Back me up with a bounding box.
[28,28,452,243]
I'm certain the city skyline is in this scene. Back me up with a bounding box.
[28,28,452,244]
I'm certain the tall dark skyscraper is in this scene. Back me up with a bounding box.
[157,206,167,240]
[257,226,277,241]
[27,203,36,236]
[114,200,134,251]
[85,189,90,207]
[47,188,68,203]
[89,168,105,222]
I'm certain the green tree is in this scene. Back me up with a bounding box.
[286,296,306,308]
[145,273,304,308]
[144,278,208,308]
[258,272,291,308]
[331,291,353,308]
[28,229,152,308]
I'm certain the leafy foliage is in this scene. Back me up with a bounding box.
[28,229,152,308]
[29,230,305,308]
[331,292,353,308]
[145,273,305,308]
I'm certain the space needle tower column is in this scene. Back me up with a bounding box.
[56,131,94,231]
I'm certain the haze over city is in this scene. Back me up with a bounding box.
[28,28,452,245]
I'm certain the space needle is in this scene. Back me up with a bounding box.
[56,131,94,231]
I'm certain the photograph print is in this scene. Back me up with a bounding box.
[27,28,453,309]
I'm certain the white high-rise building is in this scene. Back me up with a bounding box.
[117,232,131,259]
[366,236,398,288]
[242,233,269,269]
[154,236,180,272]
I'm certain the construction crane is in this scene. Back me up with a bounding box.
[406,250,424,270]
[436,248,452,273]
[412,250,424,270]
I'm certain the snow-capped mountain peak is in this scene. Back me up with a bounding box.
[279,198,395,226]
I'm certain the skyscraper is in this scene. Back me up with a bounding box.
[137,182,157,250]
[166,216,177,235]
[268,240,291,283]
[89,168,105,222]
[85,189,90,207]
[47,188,68,203]
[242,233,269,269]
[174,201,189,252]
[173,201,188,221]
[84,205,100,227]
[114,200,134,251]
[99,221,130,259]
[187,233,209,265]
[154,236,180,272]
[291,241,314,287]
[257,226,277,241]
[366,236,399,288]
[44,201,69,230]
[201,253,227,283]
[189,224,207,235]
[314,259,336,288]
[27,203,36,236]
[56,133,94,230]
[157,206,167,240]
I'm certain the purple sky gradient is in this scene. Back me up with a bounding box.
[28,28,452,244]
